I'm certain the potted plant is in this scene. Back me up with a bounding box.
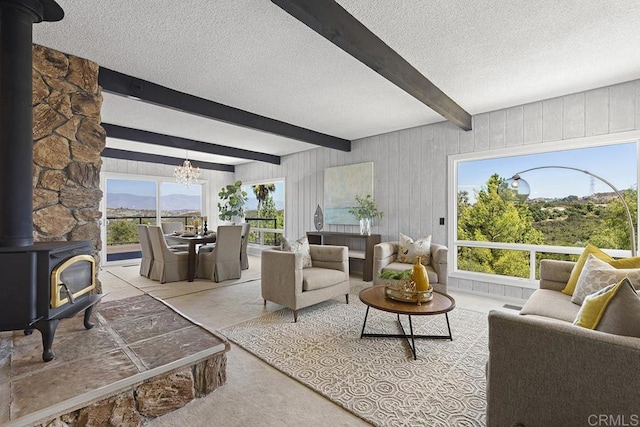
[348,194,384,235]
[218,180,248,223]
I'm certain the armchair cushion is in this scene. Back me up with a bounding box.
[303,267,348,291]
[282,236,312,268]
[398,233,431,265]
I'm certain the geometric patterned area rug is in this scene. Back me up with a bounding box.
[219,283,488,427]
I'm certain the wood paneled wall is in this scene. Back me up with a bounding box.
[236,79,640,299]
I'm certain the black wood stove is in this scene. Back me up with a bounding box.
[0,0,103,361]
[0,241,102,361]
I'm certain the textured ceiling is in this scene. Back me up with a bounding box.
[32,0,640,166]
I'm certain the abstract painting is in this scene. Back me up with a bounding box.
[324,162,374,225]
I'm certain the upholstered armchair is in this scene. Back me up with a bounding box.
[261,245,350,322]
[373,242,448,293]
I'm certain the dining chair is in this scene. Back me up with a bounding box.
[197,225,242,282]
[137,224,153,278]
[147,225,189,283]
[240,222,251,270]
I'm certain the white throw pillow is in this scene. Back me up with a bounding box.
[571,254,640,305]
[397,233,431,265]
[281,236,312,268]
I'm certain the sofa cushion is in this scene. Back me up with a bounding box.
[381,261,438,284]
[398,233,431,265]
[563,244,640,296]
[302,267,346,291]
[282,236,312,268]
[574,278,640,337]
[572,254,640,305]
[520,289,580,323]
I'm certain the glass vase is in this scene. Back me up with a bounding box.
[359,218,371,236]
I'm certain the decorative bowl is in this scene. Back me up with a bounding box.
[384,279,433,305]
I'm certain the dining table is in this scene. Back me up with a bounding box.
[165,232,217,282]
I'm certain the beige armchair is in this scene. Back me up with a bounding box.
[261,245,350,322]
[373,242,448,293]
[147,225,189,283]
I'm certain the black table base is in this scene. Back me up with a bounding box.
[359,306,453,360]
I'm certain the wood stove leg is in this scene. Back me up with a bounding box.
[35,319,59,362]
[24,328,33,335]
[83,304,95,329]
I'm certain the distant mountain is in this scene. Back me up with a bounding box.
[107,193,156,210]
[107,193,201,211]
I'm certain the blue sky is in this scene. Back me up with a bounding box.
[106,180,204,197]
[458,142,637,202]
[107,179,285,208]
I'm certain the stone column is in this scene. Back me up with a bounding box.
[32,44,105,291]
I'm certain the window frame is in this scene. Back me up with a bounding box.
[100,171,209,265]
[447,130,640,289]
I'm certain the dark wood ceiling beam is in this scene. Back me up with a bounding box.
[102,148,235,173]
[99,67,351,151]
[271,0,472,131]
[102,123,281,165]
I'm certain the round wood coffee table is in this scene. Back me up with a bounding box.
[359,285,456,360]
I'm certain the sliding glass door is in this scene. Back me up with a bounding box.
[104,178,157,262]
[102,175,204,264]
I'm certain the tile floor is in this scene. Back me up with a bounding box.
[97,256,522,427]
[0,292,225,426]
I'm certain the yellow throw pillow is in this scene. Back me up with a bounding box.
[562,244,613,295]
[574,278,640,338]
[562,244,640,296]
[609,256,640,269]
[574,280,623,329]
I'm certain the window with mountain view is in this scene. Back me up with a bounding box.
[160,182,202,222]
[105,178,203,262]
[455,141,638,280]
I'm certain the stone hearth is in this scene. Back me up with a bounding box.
[0,295,229,426]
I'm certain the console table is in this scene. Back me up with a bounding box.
[306,231,381,281]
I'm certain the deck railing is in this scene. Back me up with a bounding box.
[453,240,632,289]
[106,215,285,247]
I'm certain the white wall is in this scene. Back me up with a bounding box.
[101,157,235,229]
[235,79,640,299]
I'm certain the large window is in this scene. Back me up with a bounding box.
[160,182,202,223]
[104,177,204,262]
[450,137,638,286]
[242,180,285,246]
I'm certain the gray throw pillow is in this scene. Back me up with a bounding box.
[282,236,312,268]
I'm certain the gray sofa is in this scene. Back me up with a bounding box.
[487,259,640,426]
[373,242,448,293]
[261,245,350,322]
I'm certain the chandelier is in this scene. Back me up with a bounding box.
[173,153,201,186]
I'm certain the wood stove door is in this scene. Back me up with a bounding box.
[50,254,95,308]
